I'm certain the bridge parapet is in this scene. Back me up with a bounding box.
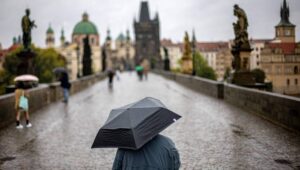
[0,73,106,129]
[153,70,300,132]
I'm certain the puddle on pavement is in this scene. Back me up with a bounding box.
[0,156,16,165]
[274,159,292,165]
[230,124,250,138]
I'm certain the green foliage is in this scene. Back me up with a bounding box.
[1,46,65,95]
[251,68,266,83]
[34,48,65,82]
[194,52,217,80]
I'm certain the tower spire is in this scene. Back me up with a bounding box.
[139,1,150,22]
[278,0,294,26]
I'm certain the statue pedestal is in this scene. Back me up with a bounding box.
[17,50,36,75]
[181,58,192,74]
[232,71,255,86]
[230,48,256,86]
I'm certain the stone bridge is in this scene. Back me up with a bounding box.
[0,72,299,169]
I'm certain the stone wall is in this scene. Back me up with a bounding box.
[224,83,300,131]
[153,70,300,132]
[153,70,223,99]
[0,73,106,129]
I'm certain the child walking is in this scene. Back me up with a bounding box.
[15,82,32,129]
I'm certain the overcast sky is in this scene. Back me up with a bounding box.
[0,0,299,48]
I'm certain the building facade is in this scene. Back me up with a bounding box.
[103,29,135,70]
[197,42,232,81]
[260,0,300,95]
[134,1,160,68]
[53,13,102,80]
[160,39,182,71]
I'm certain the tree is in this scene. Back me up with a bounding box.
[251,68,266,83]
[1,46,65,94]
[33,48,66,82]
[82,36,92,76]
[194,52,217,80]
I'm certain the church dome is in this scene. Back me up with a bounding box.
[73,13,98,35]
[46,25,54,34]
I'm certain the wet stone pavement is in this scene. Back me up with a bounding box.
[0,72,300,170]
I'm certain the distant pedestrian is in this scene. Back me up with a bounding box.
[14,81,32,129]
[135,65,144,81]
[59,72,71,103]
[107,69,115,88]
[115,69,121,81]
[141,59,150,80]
[113,134,181,170]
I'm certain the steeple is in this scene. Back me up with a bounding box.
[106,28,111,41]
[277,0,294,27]
[275,0,296,43]
[46,24,55,48]
[139,1,150,22]
[126,29,130,41]
[60,28,65,46]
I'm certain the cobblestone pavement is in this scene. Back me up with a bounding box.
[0,72,299,170]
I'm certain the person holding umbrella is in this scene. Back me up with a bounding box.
[59,72,71,103]
[14,75,38,128]
[92,97,181,169]
[112,134,181,170]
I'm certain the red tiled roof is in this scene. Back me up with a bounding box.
[0,44,21,59]
[160,39,173,47]
[264,42,296,55]
[8,44,20,52]
[196,42,228,52]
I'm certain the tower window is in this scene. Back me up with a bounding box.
[294,66,299,74]
[287,79,290,86]
[295,79,298,85]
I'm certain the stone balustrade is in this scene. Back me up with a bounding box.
[0,73,106,129]
[153,70,300,132]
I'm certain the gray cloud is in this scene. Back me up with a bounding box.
[0,0,299,48]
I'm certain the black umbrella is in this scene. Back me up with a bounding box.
[53,67,67,74]
[92,97,181,150]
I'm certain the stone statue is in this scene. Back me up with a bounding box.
[233,4,250,49]
[21,9,36,50]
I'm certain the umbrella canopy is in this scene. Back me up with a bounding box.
[53,67,67,74]
[135,65,144,71]
[92,97,181,150]
[14,74,39,82]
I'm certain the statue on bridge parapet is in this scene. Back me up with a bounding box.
[232,4,250,51]
[22,8,37,50]
[163,46,170,71]
[230,4,255,86]
[17,8,37,75]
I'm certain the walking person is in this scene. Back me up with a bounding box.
[112,134,181,170]
[15,81,32,129]
[141,59,150,80]
[107,68,115,88]
[59,72,71,103]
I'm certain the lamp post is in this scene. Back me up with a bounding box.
[76,44,80,78]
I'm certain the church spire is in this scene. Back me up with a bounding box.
[277,0,294,26]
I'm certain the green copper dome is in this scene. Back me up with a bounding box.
[73,13,98,35]
[47,25,54,34]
